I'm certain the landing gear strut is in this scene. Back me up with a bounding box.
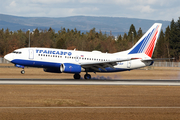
[74,73,81,79]
[15,64,25,74]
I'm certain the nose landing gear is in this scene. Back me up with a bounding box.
[21,69,25,74]
[15,64,25,74]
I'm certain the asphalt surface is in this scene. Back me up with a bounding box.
[0,79,180,86]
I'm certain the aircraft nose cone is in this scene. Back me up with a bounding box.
[4,54,12,62]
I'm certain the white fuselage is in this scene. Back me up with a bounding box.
[5,47,152,72]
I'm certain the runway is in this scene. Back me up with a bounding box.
[0,79,180,86]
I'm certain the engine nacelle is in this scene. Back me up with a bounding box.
[60,63,81,73]
[43,68,62,73]
[43,63,62,73]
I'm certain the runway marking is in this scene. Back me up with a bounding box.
[0,107,180,109]
[0,80,180,86]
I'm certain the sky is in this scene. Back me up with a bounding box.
[1,0,180,21]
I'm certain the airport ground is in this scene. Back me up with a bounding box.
[0,63,180,80]
[0,64,180,120]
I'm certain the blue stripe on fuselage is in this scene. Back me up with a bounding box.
[11,59,61,68]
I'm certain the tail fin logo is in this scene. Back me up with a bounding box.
[128,24,161,58]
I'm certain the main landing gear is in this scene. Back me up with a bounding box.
[74,73,81,79]
[84,74,91,79]
[73,72,92,80]
[84,70,91,79]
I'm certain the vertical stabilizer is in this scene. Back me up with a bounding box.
[128,23,162,58]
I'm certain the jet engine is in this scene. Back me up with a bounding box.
[60,63,81,73]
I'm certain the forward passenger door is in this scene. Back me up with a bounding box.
[29,49,34,59]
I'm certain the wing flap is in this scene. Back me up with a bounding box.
[80,58,131,72]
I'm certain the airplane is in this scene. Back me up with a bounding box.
[4,23,163,79]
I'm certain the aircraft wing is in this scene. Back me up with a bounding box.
[80,58,131,72]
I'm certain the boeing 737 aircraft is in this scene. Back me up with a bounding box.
[4,23,162,79]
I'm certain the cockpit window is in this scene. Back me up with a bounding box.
[12,51,22,54]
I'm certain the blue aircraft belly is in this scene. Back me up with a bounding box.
[11,59,61,68]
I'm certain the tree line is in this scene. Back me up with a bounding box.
[0,17,180,61]
[153,17,180,61]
